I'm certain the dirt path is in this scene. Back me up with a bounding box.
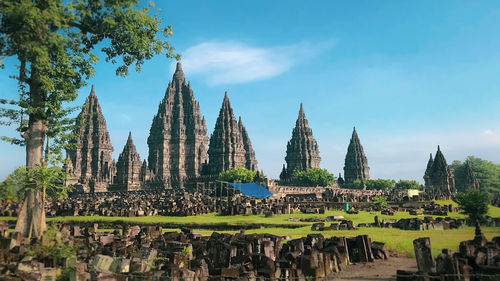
[330,256,417,281]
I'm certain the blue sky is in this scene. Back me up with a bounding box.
[2,1,500,182]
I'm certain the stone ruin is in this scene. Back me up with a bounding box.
[397,224,500,280]
[424,146,456,199]
[0,222,390,281]
[343,127,370,187]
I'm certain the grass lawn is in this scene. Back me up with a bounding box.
[1,207,498,257]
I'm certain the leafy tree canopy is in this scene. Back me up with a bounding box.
[370,196,388,208]
[219,168,256,183]
[291,168,334,187]
[451,156,500,194]
[0,167,26,201]
[353,179,395,190]
[394,179,421,190]
[454,190,490,223]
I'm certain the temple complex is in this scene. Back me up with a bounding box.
[207,93,255,175]
[424,146,456,197]
[113,133,142,191]
[280,104,321,181]
[343,127,370,185]
[65,86,116,193]
[147,62,209,188]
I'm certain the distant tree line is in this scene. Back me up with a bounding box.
[451,156,500,195]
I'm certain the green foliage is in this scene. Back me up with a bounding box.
[451,156,500,194]
[0,0,178,154]
[394,180,421,190]
[454,190,490,223]
[24,165,72,199]
[353,179,395,190]
[219,168,256,183]
[291,168,334,187]
[25,225,75,259]
[370,196,388,208]
[0,167,26,201]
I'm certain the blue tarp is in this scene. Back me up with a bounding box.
[227,182,273,199]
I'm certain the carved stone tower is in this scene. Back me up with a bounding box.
[343,127,370,185]
[428,146,455,197]
[147,62,209,188]
[66,86,115,192]
[423,153,434,188]
[280,104,321,181]
[207,92,247,175]
[114,132,142,191]
[238,117,258,171]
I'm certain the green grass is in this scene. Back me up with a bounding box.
[1,208,498,257]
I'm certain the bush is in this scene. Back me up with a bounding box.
[291,168,334,187]
[454,190,489,223]
[395,180,421,190]
[370,196,388,208]
[218,168,256,183]
[352,179,395,190]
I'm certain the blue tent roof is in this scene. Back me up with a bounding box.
[227,182,273,199]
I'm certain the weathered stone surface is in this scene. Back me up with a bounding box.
[207,92,249,175]
[343,127,370,186]
[280,104,321,181]
[65,86,115,193]
[113,133,142,191]
[147,62,209,188]
[413,237,435,274]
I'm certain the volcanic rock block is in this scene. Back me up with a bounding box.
[413,237,436,274]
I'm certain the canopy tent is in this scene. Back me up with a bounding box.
[227,182,273,199]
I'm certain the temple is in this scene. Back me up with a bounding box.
[147,62,209,188]
[424,146,456,197]
[343,127,370,186]
[65,86,116,193]
[207,93,255,175]
[113,132,143,191]
[280,104,321,181]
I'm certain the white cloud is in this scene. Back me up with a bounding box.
[175,40,335,85]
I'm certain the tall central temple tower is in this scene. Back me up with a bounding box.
[147,62,209,188]
[280,104,321,181]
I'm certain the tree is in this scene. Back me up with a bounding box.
[291,168,334,187]
[219,168,256,183]
[0,167,26,201]
[394,180,421,190]
[0,0,178,239]
[454,190,489,223]
[451,156,500,194]
[369,196,388,208]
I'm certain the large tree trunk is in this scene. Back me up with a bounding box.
[15,66,47,239]
[15,120,47,239]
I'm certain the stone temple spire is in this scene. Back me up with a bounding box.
[464,160,480,191]
[280,103,321,181]
[423,153,434,188]
[147,61,209,188]
[66,85,115,192]
[428,146,455,197]
[207,92,247,175]
[343,127,370,185]
[238,116,258,171]
[114,132,142,191]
